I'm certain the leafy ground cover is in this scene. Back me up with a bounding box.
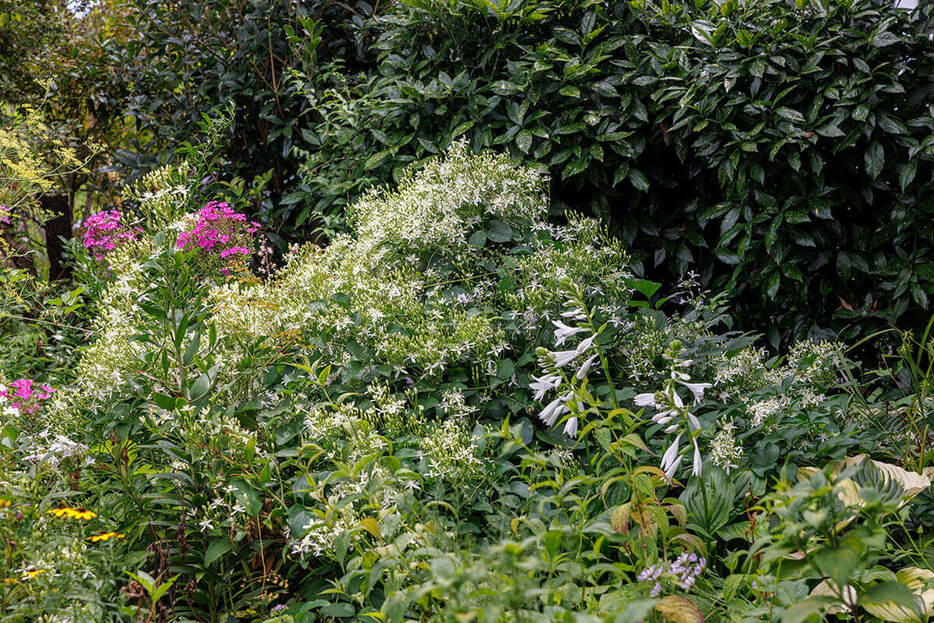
[1,142,933,623]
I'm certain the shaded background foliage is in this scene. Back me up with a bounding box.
[3,0,934,349]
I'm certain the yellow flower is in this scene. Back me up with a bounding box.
[3,578,17,584]
[47,507,96,520]
[0,499,11,507]
[22,569,46,579]
[87,531,125,542]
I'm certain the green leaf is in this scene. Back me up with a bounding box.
[814,547,859,592]
[899,161,917,191]
[497,359,515,379]
[231,479,263,516]
[204,538,233,567]
[681,466,734,538]
[365,149,392,171]
[486,219,513,243]
[190,374,211,400]
[152,393,176,411]
[865,141,884,180]
[516,130,532,154]
[468,230,486,248]
[776,107,805,124]
[182,330,200,365]
[781,596,837,623]
[629,168,649,192]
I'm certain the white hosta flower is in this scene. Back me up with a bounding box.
[634,392,656,407]
[553,349,582,368]
[552,319,586,346]
[661,434,682,478]
[664,454,683,480]
[679,381,712,405]
[561,308,587,322]
[538,396,569,426]
[692,437,703,477]
[687,412,701,431]
[563,416,579,438]
[576,334,596,354]
[529,374,561,402]
[576,354,599,381]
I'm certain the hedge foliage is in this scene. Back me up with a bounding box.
[297,0,934,345]
[106,0,934,345]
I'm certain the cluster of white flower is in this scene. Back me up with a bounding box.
[747,397,785,428]
[22,432,90,469]
[439,388,478,421]
[418,418,486,484]
[714,339,841,431]
[349,138,547,258]
[291,512,357,558]
[709,420,743,473]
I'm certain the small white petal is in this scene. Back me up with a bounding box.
[681,381,712,405]
[529,374,560,402]
[687,413,701,431]
[552,319,586,346]
[575,334,596,355]
[563,416,579,438]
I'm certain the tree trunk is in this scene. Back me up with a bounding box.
[41,193,73,281]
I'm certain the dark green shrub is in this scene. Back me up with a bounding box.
[298,0,934,346]
[109,0,383,239]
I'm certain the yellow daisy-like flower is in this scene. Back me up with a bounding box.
[87,531,125,542]
[0,499,12,507]
[47,507,96,520]
[3,578,17,584]
[22,569,46,579]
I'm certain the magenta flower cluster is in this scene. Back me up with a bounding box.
[0,205,10,225]
[1,379,55,414]
[82,210,141,261]
[175,201,258,274]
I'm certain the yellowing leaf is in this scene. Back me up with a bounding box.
[654,595,704,623]
[359,517,380,539]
